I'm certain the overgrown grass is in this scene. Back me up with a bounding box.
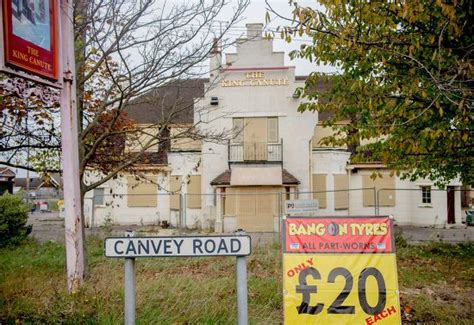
[1,239,473,324]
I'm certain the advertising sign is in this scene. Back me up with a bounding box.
[283,217,401,325]
[2,0,58,80]
[105,235,251,258]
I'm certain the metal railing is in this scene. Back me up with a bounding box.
[229,141,282,162]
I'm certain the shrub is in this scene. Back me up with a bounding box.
[0,192,30,247]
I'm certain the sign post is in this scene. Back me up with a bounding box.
[282,216,401,324]
[104,233,251,324]
[124,231,136,325]
[235,230,248,325]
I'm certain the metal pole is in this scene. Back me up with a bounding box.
[374,187,378,216]
[124,230,136,325]
[235,230,248,325]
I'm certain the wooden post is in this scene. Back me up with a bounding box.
[60,0,85,292]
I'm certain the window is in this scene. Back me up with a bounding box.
[334,174,349,210]
[362,174,396,207]
[421,186,431,204]
[127,176,158,207]
[267,117,279,143]
[93,188,104,206]
[170,176,181,210]
[312,174,327,209]
[186,175,202,209]
[232,118,244,143]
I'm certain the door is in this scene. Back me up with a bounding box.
[447,187,455,224]
[244,118,267,161]
[235,186,283,232]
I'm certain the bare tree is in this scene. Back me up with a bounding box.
[1,0,249,287]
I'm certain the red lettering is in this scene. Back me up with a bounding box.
[374,314,382,321]
[365,317,374,325]
[387,305,396,315]
[294,263,305,273]
[287,269,295,277]
[380,310,387,318]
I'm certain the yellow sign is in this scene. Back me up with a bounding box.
[283,254,401,325]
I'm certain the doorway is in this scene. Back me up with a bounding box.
[447,187,455,224]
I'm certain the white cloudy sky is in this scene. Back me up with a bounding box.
[219,0,335,75]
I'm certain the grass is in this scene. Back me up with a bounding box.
[0,238,473,324]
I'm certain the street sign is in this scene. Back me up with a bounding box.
[282,216,401,325]
[285,199,319,214]
[106,232,251,325]
[105,235,251,258]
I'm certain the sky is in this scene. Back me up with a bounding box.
[4,0,333,179]
[219,0,336,75]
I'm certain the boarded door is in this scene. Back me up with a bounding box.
[244,118,267,161]
[234,186,283,232]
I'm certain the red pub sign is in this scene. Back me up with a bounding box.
[284,217,394,254]
[2,0,58,80]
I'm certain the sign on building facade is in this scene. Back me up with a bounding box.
[2,0,59,80]
[283,216,401,324]
[285,199,319,215]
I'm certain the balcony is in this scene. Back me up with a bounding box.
[229,141,283,163]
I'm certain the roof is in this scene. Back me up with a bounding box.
[126,79,206,124]
[210,168,300,186]
[0,167,15,177]
[14,178,44,189]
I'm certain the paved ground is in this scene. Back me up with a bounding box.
[27,212,474,244]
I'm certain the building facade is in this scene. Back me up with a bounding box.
[84,24,464,231]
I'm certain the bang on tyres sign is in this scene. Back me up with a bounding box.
[283,216,401,325]
[2,0,58,80]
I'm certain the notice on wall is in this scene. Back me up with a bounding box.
[283,217,401,325]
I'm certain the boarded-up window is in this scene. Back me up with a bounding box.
[126,125,159,153]
[170,176,181,210]
[186,175,201,209]
[312,174,327,209]
[267,117,279,143]
[233,118,244,143]
[334,174,349,210]
[170,126,201,151]
[224,187,236,215]
[362,174,396,207]
[312,123,347,149]
[127,176,157,207]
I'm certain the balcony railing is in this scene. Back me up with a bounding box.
[229,141,283,162]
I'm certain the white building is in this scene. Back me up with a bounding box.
[84,24,464,231]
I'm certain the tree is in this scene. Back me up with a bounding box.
[1,0,249,288]
[267,0,473,185]
[2,0,249,186]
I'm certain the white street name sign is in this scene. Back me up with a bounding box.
[104,235,251,258]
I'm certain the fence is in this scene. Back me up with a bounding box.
[84,188,473,232]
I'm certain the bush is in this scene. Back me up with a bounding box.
[0,192,30,247]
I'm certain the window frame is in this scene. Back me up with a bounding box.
[421,186,432,204]
[93,188,105,206]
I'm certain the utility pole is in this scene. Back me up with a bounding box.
[60,0,85,293]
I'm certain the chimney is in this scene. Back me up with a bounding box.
[209,38,222,80]
[246,23,263,39]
